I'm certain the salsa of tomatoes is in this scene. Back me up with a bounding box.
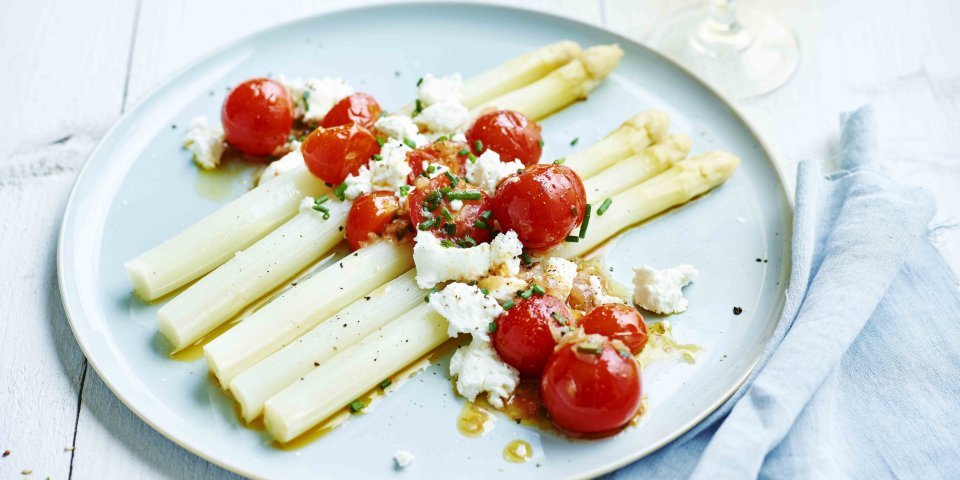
[407,174,494,246]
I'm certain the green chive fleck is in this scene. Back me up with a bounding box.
[480,288,490,295]
[565,235,580,243]
[349,399,366,413]
[570,137,579,146]
[474,219,488,229]
[480,210,493,220]
[597,198,613,216]
[334,183,348,201]
[458,148,470,156]
[413,99,423,116]
[502,300,515,310]
[474,139,483,153]
[424,287,438,302]
[519,288,534,299]
[444,223,457,235]
[440,239,457,248]
[457,236,477,248]
[418,218,437,230]
[372,153,383,161]
[531,284,546,295]
[488,322,497,333]
[440,207,454,221]
[553,157,566,165]
[377,137,386,147]
[578,204,592,239]
[379,379,392,389]
[426,191,441,202]
[446,190,482,201]
[403,137,417,149]
[520,252,532,265]
[576,342,603,355]
[399,185,411,196]
[467,152,477,163]
[551,312,568,325]
[538,138,544,147]
[416,77,423,87]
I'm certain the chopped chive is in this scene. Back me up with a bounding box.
[570,137,579,146]
[403,137,417,149]
[551,312,568,325]
[312,204,328,213]
[440,207,454,221]
[578,204,592,239]
[349,399,366,413]
[436,136,449,142]
[444,171,457,184]
[520,252,532,265]
[467,152,478,163]
[416,77,423,87]
[372,153,383,161]
[334,183,348,201]
[413,99,423,116]
[418,218,437,230]
[488,322,497,333]
[443,223,457,235]
[474,139,483,152]
[440,239,457,248]
[426,165,437,176]
[378,379,392,389]
[502,300,515,310]
[399,185,412,196]
[480,210,493,220]
[576,342,603,355]
[565,235,580,243]
[314,195,329,205]
[538,138,544,147]
[474,219,488,229]
[426,191,441,202]
[377,137,386,147]
[458,148,470,156]
[553,157,566,165]
[597,198,613,216]
[480,287,490,295]
[519,288,533,299]
[531,284,546,295]
[424,287,438,302]
[446,190,482,201]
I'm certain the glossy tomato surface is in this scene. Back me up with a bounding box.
[493,164,586,250]
[466,110,542,166]
[541,341,642,435]
[579,304,648,354]
[321,93,382,129]
[493,295,571,377]
[301,123,380,184]
[345,191,400,250]
[221,78,294,157]
[406,140,469,183]
[407,175,493,244]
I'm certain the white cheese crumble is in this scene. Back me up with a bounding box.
[413,230,523,288]
[183,116,225,170]
[448,199,464,212]
[280,77,353,123]
[421,161,449,179]
[341,139,413,200]
[449,339,519,408]
[394,450,415,468]
[534,257,579,300]
[417,73,463,106]
[298,196,317,212]
[415,100,470,135]
[375,114,427,146]
[478,276,528,303]
[632,264,699,314]
[429,283,503,341]
[588,275,626,306]
[259,148,303,184]
[464,150,525,194]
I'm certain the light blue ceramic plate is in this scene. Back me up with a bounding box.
[58,3,791,479]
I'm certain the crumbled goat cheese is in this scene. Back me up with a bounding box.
[415,100,470,134]
[465,150,525,194]
[341,139,413,200]
[449,338,519,408]
[413,230,523,288]
[588,275,626,305]
[299,196,317,212]
[429,283,503,341]
[478,276,528,303]
[394,450,415,468]
[531,257,578,300]
[281,77,353,123]
[259,148,303,184]
[375,114,428,146]
[183,116,225,170]
[448,199,464,212]
[421,161,450,179]
[632,264,699,314]
[418,73,463,106]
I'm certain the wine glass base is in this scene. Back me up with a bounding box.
[649,7,799,99]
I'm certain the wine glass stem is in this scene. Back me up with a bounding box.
[694,0,754,54]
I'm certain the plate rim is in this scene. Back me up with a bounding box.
[57,2,794,479]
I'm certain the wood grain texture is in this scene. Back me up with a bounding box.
[0,0,957,479]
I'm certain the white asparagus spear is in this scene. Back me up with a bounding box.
[564,111,670,179]
[229,122,677,420]
[157,198,349,351]
[203,241,414,384]
[229,271,422,422]
[471,44,624,121]
[125,165,325,300]
[126,43,586,300]
[264,152,741,441]
[582,133,692,202]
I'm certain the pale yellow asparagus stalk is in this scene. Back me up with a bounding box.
[582,133,692,201]
[203,241,413,384]
[263,151,739,442]
[462,40,582,108]
[471,44,624,121]
[564,111,670,178]
[157,199,349,351]
[125,165,326,300]
[229,271,422,422]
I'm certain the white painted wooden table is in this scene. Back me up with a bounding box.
[1,0,957,478]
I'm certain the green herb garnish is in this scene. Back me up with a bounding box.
[578,204,592,239]
[597,198,613,216]
[349,399,366,413]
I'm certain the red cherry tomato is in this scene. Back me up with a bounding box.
[301,123,380,184]
[345,192,400,251]
[492,295,571,377]
[541,340,642,435]
[466,110,542,166]
[493,164,586,250]
[407,175,494,244]
[321,93,382,130]
[221,78,295,157]
[579,304,648,354]
[406,140,470,183]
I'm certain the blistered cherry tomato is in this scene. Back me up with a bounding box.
[221,78,295,157]
[466,110,542,166]
[541,340,642,435]
[407,175,493,244]
[301,123,380,184]
[406,140,470,183]
[579,304,648,354]
[493,164,586,250]
[345,192,400,250]
[321,93,382,130]
[493,295,572,377]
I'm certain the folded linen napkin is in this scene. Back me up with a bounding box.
[610,106,960,479]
